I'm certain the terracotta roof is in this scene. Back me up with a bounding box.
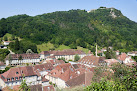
[43,85,54,91]
[13,85,21,91]
[0,66,37,82]
[117,53,127,61]
[104,59,119,66]
[2,87,11,91]
[29,84,42,91]
[78,55,105,66]
[49,63,93,82]
[42,76,49,82]
[0,61,5,66]
[5,53,40,60]
[33,63,53,72]
[40,51,50,55]
[66,71,93,87]
[42,49,85,56]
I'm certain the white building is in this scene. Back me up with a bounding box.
[40,49,87,61]
[5,53,40,66]
[0,66,41,88]
[45,63,93,88]
[3,41,12,46]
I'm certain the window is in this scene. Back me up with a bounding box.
[16,72,19,74]
[11,77,14,81]
[7,78,10,81]
[15,77,18,80]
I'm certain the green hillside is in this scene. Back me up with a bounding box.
[0,7,137,53]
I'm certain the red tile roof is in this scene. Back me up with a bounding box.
[117,53,127,61]
[104,59,119,66]
[42,76,49,82]
[78,55,105,66]
[33,63,53,72]
[43,85,54,91]
[5,53,40,60]
[41,49,85,56]
[66,71,94,87]
[29,84,42,91]
[0,66,37,82]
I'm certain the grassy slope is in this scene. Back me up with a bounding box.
[3,33,22,41]
[37,42,90,54]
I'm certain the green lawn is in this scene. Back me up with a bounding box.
[77,46,89,54]
[37,42,89,54]
[55,45,71,50]
[37,42,55,53]
[3,33,22,41]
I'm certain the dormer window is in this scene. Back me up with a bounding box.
[16,72,19,74]
[7,78,10,81]
[15,77,18,80]
[11,77,14,81]
[19,76,22,80]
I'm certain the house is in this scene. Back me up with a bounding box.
[66,71,93,87]
[45,63,93,88]
[33,63,53,76]
[0,61,6,70]
[40,49,87,61]
[104,59,119,67]
[0,66,41,88]
[45,59,65,66]
[0,45,7,49]
[5,53,40,66]
[78,55,106,67]
[3,41,12,46]
[117,53,136,66]
[115,50,120,55]
[127,51,137,56]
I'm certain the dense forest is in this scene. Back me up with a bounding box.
[0,7,137,53]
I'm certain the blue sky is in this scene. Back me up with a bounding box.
[0,0,137,22]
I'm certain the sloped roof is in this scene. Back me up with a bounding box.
[0,66,37,82]
[41,49,85,56]
[117,53,127,61]
[5,53,40,60]
[29,84,42,91]
[43,85,54,91]
[33,63,53,71]
[78,55,105,66]
[66,71,93,87]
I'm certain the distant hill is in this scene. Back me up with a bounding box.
[0,7,137,52]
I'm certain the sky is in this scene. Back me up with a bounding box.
[0,0,137,22]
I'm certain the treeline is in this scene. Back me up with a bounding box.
[0,49,10,62]
[0,7,137,53]
[9,38,37,53]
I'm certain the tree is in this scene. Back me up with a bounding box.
[14,38,20,51]
[11,35,15,40]
[19,78,30,91]
[74,54,80,61]
[105,47,116,59]
[18,55,22,61]
[58,57,68,63]
[4,36,8,41]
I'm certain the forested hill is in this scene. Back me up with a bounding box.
[0,7,137,52]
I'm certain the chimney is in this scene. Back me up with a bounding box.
[96,45,98,57]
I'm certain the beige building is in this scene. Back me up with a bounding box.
[5,53,40,66]
[40,49,87,61]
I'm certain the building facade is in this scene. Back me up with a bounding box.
[5,53,40,66]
